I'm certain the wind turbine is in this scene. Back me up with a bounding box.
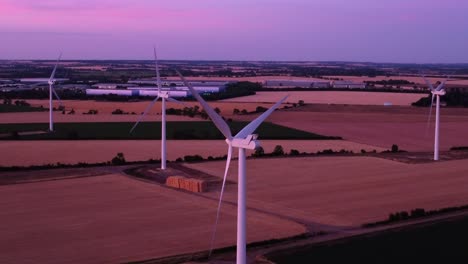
[130,47,183,170]
[176,70,287,264]
[45,53,63,132]
[422,75,448,161]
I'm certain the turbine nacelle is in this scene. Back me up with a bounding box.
[159,91,170,99]
[228,134,260,150]
[432,89,446,96]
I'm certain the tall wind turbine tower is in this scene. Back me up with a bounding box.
[130,47,183,170]
[177,70,287,264]
[423,76,448,161]
[47,53,63,132]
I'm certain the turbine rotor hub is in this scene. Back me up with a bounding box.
[228,134,260,150]
[432,89,446,96]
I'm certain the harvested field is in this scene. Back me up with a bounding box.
[23,99,277,119]
[0,140,383,167]
[0,112,201,123]
[186,156,468,227]
[328,75,468,86]
[0,174,305,263]
[222,91,426,106]
[265,107,468,151]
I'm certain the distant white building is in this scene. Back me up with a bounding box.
[128,78,229,87]
[92,83,133,89]
[139,90,187,97]
[128,86,224,93]
[265,80,331,88]
[86,89,136,96]
[332,81,366,89]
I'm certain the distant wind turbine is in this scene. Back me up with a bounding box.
[130,47,183,170]
[422,75,448,161]
[176,69,287,264]
[32,53,64,132]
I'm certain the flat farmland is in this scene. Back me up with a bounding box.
[327,75,468,86]
[0,140,384,167]
[0,174,305,263]
[222,91,426,106]
[186,156,468,227]
[0,112,200,124]
[24,99,276,118]
[262,106,468,151]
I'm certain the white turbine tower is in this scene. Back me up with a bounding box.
[130,47,183,170]
[47,53,63,132]
[422,76,448,161]
[177,70,287,264]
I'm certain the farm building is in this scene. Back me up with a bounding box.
[332,81,366,89]
[265,80,331,88]
[92,83,133,89]
[86,89,136,96]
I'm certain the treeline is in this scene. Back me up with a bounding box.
[288,66,385,77]
[363,204,468,228]
[412,90,468,107]
[200,81,260,100]
[365,79,414,85]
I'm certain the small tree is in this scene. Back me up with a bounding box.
[111,152,126,165]
[255,106,268,113]
[298,100,305,106]
[241,109,248,115]
[233,108,240,115]
[214,107,221,114]
[252,146,265,157]
[289,149,300,156]
[391,144,399,153]
[272,145,284,156]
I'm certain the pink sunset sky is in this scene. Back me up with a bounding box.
[0,0,467,62]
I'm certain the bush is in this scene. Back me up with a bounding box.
[112,109,125,115]
[411,208,426,218]
[111,152,126,165]
[184,155,204,162]
[272,145,284,156]
[252,146,265,157]
[84,109,98,115]
[289,149,300,156]
[255,106,268,113]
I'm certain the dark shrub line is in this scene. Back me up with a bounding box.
[363,205,468,228]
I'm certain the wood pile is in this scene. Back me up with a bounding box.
[166,176,207,193]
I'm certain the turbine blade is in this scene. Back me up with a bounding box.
[167,97,185,105]
[235,95,288,139]
[176,70,232,139]
[49,52,62,81]
[52,87,62,107]
[425,93,435,136]
[130,96,160,133]
[209,145,233,257]
[421,75,434,91]
[154,46,162,93]
[435,79,447,91]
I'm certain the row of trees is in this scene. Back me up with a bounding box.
[412,90,468,107]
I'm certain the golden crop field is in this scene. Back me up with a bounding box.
[0,174,305,263]
[187,156,468,227]
[0,140,384,167]
[222,91,427,106]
